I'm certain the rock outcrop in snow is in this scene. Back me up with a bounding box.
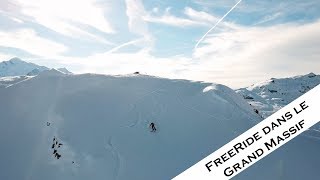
[236,73,320,118]
[236,73,320,150]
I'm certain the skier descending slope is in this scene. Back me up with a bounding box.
[150,122,157,132]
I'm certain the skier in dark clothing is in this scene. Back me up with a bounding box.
[150,122,156,132]
[55,153,61,159]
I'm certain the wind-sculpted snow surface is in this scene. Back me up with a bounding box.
[1,70,320,180]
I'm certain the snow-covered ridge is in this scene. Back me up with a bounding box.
[0,75,32,88]
[57,67,72,74]
[0,71,261,180]
[236,72,320,118]
[0,69,71,88]
[1,72,320,179]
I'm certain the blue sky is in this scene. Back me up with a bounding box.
[1,0,320,88]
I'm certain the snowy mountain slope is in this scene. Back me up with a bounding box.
[0,75,32,88]
[1,71,320,180]
[0,57,49,77]
[0,57,72,77]
[26,68,44,76]
[57,68,72,74]
[236,73,320,118]
[236,73,320,144]
[0,69,71,88]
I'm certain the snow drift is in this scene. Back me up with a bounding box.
[0,70,320,180]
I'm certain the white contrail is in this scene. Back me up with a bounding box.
[105,38,144,54]
[194,0,243,50]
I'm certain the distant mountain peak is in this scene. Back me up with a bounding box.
[0,58,49,77]
[0,57,72,77]
[8,57,23,63]
[57,67,72,74]
[306,72,316,78]
[38,68,65,77]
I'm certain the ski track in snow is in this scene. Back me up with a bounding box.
[104,137,122,180]
[125,82,169,128]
